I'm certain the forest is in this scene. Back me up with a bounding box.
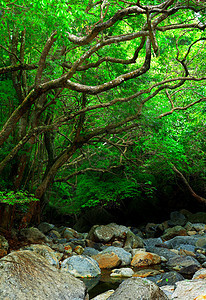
[0,0,205,230]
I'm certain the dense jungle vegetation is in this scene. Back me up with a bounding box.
[0,0,205,229]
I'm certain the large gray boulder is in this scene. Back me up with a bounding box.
[38,222,55,234]
[0,250,88,300]
[61,255,101,278]
[107,277,168,299]
[20,227,48,243]
[20,244,62,268]
[87,223,129,243]
[124,230,144,249]
[166,255,201,275]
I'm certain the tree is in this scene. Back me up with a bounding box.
[0,0,205,227]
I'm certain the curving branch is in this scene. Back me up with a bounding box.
[62,36,146,71]
[158,97,206,118]
[172,165,206,205]
[0,63,37,74]
[35,31,57,86]
[67,6,146,45]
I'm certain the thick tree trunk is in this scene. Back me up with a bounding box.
[19,143,79,228]
[172,165,206,205]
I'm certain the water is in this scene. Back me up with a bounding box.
[81,266,163,298]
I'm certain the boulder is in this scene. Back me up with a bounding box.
[61,255,101,277]
[0,250,88,299]
[92,252,121,269]
[193,223,206,232]
[100,246,132,266]
[171,279,206,300]
[83,247,99,257]
[47,229,61,239]
[38,222,54,234]
[87,223,129,243]
[144,237,163,250]
[187,212,206,223]
[164,235,199,249]
[131,251,161,267]
[148,271,184,287]
[63,227,81,240]
[166,255,201,275]
[74,245,84,255]
[91,290,114,300]
[124,231,144,249]
[0,235,9,258]
[168,211,187,226]
[196,237,206,249]
[133,268,163,278]
[193,268,206,280]
[20,227,48,243]
[20,244,62,267]
[106,277,168,299]
[110,268,134,278]
[161,226,187,241]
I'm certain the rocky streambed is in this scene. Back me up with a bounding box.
[1,210,206,299]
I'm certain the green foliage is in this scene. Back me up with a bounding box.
[0,190,39,205]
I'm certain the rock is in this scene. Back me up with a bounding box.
[47,229,61,239]
[124,231,144,249]
[161,226,187,241]
[110,268,134,277]
[148,271,184,287]
[0,250,88,299]
[131,251,161,267]
[187,212,206,223]
[0,235,9,258]
[171,279,206,299]
[160,285,175,299]
[74,245,84,255]
[112,240,124,247]
[61,255,101,277]
[20,227,48,243]
[144,237,163,250]
[88,223,129,243]
[196,237,206,249]
[20,244,62,267]
[145,246,178,260]
[83,247,99,257]
[193,223,206,232]
[133,268,163,278]
[166,255,201,275]
[184,221,194,231]
[179,248,196,257]
[168,211,187,227]
[50,243,65,253]
[196,253,206,264]
[63,227,80,240]
[64,244,73,254]
[193,268,206,280]
[164,236,199,249]
[101,246,132,266]
[91,290,114,300]
[177,243,196,253]
[145,223,158,238]
[92,252,121,269]
[107,277,168,299]
[38,222,54,234]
